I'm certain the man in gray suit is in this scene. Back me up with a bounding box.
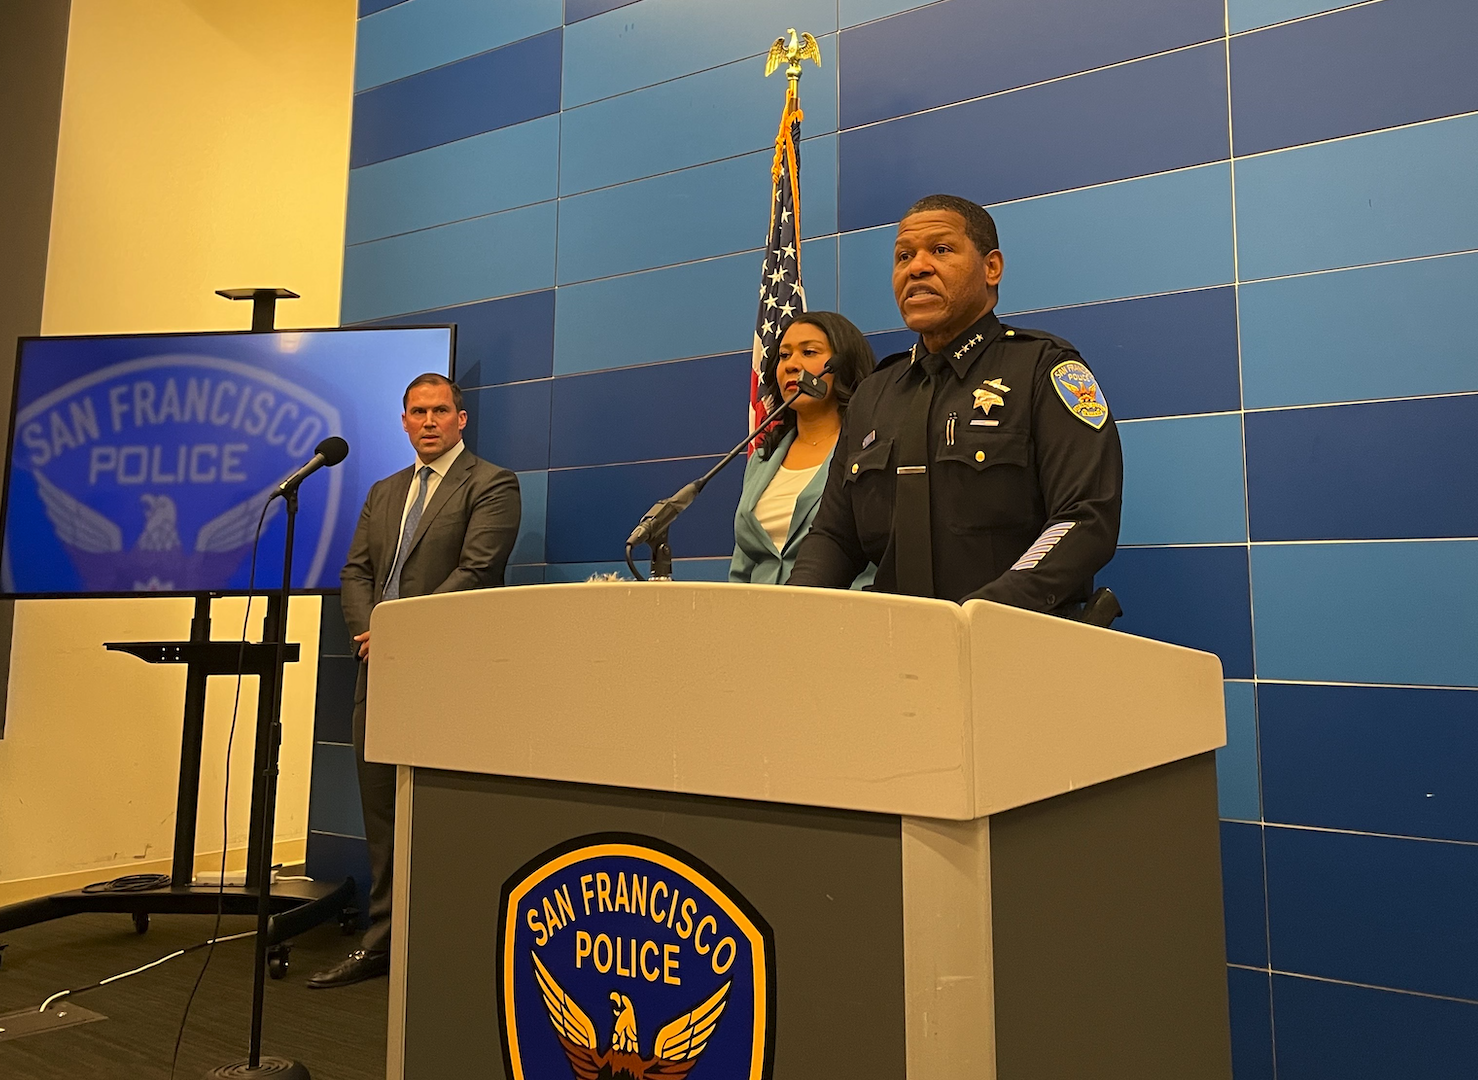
[308,372,520,988]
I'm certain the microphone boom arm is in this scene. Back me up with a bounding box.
[625,367,828,580]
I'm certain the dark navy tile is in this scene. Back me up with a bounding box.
[1222,822,1269,968]
[1245,395,1478,541]
[1231,0,1478,157]
[465,379,552,473]
[1272,974,1478,1080]
[360,0,408,16]
[1096,546,1254,678]
[1227,968,1275,1080]
[545,456,744,563]
[564,0,639,22]
[1259,683,1478,842]
[839,43,1229,232]
[361,291,555,386]
[307,743,365,839]
[350,28,562,167]
[305,831,371,931]
[317,592,353,657]
[1266,827,1478,1000]
[453,291,555,386]
[1020,288,1240,419]
[549,353,750,469]
[866,329,915,361]
[313,656,359,745]
[839,0,1224,128]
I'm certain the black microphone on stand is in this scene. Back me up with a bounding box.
[271,436,348,501]
[625,361,833,580]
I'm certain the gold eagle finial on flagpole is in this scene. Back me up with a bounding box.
[765,28,821,89]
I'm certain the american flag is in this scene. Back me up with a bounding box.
[749,87,807,447]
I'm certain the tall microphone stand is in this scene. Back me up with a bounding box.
[208,484,309,1079]
[625,366,828,580]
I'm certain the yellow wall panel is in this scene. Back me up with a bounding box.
[1,0,355,899]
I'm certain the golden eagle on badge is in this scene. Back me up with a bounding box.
[765,29,821,78]
[1061,378,1098,405]
[532,952,730,1080]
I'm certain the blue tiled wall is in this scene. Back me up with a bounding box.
[320,0,1478,1069]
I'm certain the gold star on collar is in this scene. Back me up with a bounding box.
[972,377,1011,415]
[953,333,985,362]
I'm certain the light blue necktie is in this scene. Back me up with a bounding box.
[383,465,432,601]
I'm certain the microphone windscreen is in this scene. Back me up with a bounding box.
[316,436,350,466]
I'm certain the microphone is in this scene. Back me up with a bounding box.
[272,436,349,500]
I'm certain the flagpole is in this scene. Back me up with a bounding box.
[749,29,823,448]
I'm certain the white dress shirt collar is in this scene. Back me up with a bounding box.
[416,437,465,478]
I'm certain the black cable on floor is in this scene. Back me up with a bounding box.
[80,874,171,894]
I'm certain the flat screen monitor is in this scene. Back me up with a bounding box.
[2,326,454,597]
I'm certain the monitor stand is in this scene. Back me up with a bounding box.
[0,594,355,980]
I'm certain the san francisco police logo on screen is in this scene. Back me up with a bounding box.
[498,835,775,1080]
[7,353,343,592]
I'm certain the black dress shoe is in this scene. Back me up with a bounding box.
[306,949,389,989]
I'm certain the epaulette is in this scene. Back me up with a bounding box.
[998,323,1081,356]
[875,348,913,371]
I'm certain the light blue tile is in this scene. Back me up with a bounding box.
[558,41,837,196]
[1235,113,1478,281]
[355,0,562,91]
[993,163,1236,313]
[346,115,559,244]
[1118,413,1248,545]
[1218,681,1261,821]
[341,200,557,323]
[841,0,939,28]
[801,234,839,312]
[1240,252,1478,408]
[562,0,837,108]
[557,152,769,283]
[554,250,762,374]
[673,558,732,582]
[1229,0,1364,34]
[838,225,903,333]
[799,133,838,239]
[1251,541,1478,686]
[511,469,547,565]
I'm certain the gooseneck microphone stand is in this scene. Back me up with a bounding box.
[625,364,830,580]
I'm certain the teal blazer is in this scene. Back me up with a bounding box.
[728,430,875,588]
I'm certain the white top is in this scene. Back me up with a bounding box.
[397,438,464,539]
[754,461,822,551]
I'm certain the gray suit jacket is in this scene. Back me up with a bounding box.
[340,446,521,652]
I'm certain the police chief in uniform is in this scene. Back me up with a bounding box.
[787,194,1122,612]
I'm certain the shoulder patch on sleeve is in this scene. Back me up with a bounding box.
[1050,360,1109,429]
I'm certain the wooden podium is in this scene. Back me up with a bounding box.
[366,582,1231,1080]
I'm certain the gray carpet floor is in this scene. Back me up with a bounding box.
[0,910,387,1079]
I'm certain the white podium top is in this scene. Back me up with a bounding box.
[365,582,1224,821]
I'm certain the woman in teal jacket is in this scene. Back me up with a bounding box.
[730,311,877,586]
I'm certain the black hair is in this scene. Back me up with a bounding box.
[402,372,464,411]
[904,194,999,257]
[756,311,877,460]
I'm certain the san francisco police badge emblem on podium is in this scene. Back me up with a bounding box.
[498,834,776,1080]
